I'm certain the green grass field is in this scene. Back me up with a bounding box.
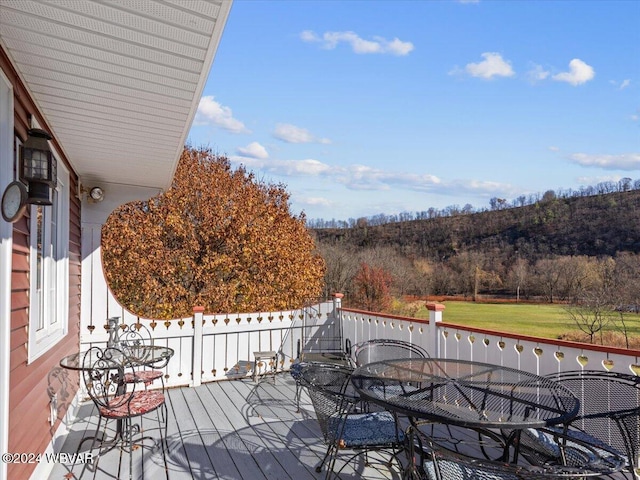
[412,301,640,347]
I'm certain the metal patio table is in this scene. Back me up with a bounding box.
[351,358,580,430]
[60,345,174,372]
[350,358,623,478]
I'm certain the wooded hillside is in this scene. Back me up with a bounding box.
[314,190,640,260]
[311,190,640,309]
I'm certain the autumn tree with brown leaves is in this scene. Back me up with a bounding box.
[102,147,326,319]
[352,262,393,312]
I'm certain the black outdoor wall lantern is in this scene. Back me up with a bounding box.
[20,128,56,205]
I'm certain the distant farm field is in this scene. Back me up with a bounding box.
[412,301,640,348]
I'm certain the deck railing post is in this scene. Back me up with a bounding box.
[333,293,344,350]
[192,306,204,387]
[426,302,445,358]
[333,293,343,317]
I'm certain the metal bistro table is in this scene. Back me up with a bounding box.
[60,345,174,373]
[60,345,174,452]
[351,358,592,477]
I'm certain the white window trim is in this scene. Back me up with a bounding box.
[27,157,70,363]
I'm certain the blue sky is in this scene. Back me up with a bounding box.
[187,0,640,222]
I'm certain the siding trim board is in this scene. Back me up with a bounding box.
[0,64,15,480]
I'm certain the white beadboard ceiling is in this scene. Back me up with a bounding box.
[0,0,232,190]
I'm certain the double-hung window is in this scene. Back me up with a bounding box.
[28,157,69,362]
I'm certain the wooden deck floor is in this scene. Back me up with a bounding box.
[48,373,403,480]
[46,373,632,480]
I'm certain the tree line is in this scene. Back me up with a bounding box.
[307,177,640,230]
[313,188,640,346]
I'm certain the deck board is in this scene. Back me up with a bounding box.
[226,380,321,480]
[47,374,403,480]
[165,387,223,479]
[196,381,291,480]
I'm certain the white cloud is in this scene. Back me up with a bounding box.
[236,142,268,159]
[300,30,319,42]
[384,38,415,56]
[548,146,560,152]
[300,30,414,56]
[609,79,631,90]
[447,179,517,197]
[230,156,333,177]
[285,159,333,176]
[631,114,639,122]
[329,164,441,192]
[229,155,521,205]
[464,52,515,79]
[568,152,640,170]
[272,123,331,144]
[527,64,550,83]
[195,96,249,133]
[577,175,625,185]
[552,59,595,86]
[296,196,332,207]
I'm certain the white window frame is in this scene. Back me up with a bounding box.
[27,153,69,363]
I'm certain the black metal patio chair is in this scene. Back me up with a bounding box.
[279,300,353,411]
[290,358,347,412]
[352,338,430,367]
[517,425,628,478]
[290,337,353,412]
[299,362,405,480]
[521,369,640,479]
[409,420,626,480]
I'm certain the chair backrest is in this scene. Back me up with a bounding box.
[353,339,429,367]
[299,363,356,443]
[82,346,136,413]
[545,370,640,468]
[119,323,154,348]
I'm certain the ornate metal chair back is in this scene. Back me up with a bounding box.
[82,346,136,414]
[353,338,429,367]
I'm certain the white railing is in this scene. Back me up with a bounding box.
[340,303,640,377]
[80,287,340,388]
[81,274,640,388]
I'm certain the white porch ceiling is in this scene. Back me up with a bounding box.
[0,0,232,191]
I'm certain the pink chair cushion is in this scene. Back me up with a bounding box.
[124,370,163,386]
[100,390,165,418]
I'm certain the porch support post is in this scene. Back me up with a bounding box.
[192,306,204,387]
[426,302,445,358]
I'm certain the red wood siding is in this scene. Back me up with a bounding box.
[2,46,82,480]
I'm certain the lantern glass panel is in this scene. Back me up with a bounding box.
[24,149,50,180]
